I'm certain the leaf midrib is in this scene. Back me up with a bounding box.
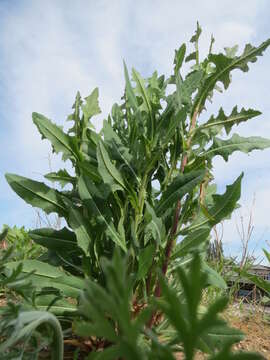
[15,180,66,213]
[193,40,270,115]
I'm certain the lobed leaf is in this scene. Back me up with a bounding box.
[192,38,270,115]
[45,169,76,188]
[33,112,80,162]
[202,134,270,161]
[194,106,261,142]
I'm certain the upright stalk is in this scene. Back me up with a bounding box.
[148,108,199,327]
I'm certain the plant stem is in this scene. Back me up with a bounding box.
[134,172,148,236]
[148,108,199,328]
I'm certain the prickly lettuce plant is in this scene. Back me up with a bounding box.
[3,25,270,358]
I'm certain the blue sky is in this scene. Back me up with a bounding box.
[0,0,270,262]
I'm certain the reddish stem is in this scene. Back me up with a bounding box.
[147,108,199,328]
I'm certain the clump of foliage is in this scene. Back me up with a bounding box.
[2,24,270,358]
[0,225,44,261]
[0,229,63,359]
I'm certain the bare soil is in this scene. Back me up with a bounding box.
[176,302,270,359]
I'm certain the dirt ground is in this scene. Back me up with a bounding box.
[225,303,270,358]
[176,302,270,359]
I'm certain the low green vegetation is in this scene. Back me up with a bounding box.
[0,225,44,261]
[1,24,270,359]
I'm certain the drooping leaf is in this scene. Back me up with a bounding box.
[240,270,270,295]
[97,141,126,192]
[156,170,205,216]
[44,169,76,188]
[32,112,80,162]
[29,227,77,251]
[202,134,270,161]
[5,174,67,217]
[202,261,227,289]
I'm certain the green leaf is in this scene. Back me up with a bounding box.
[185,51,196,63]
[202,261,227,289]
[68,205,93,255]
[5,173,67,217]
[5,260,84,298]
[176,70,204,109]
[132,68,153,116]
[137,244,155,280]
[97,141,126,192]
[82,88,101,123]
[158,106,186,148]
[263,249,270,264]
[156,170,205,216]
[78,160,101,182]
[32,112,80,162]
[174,43,186,74]
[29,227,77,251]
[33,295,77,315]
[183,174,243,233]
[123,61,138,112]
[240,271,270,295]
[202,134,270,161]
[44,169,76,188]
[224,45,239,58]
[102,120,138,182]
[195,106,261,141]
[193,38,270,114]
[78,175,127,252]
[144,202,165,245]
[0,228,8,241]
[190,21,202,44]
[172,227,210,259]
